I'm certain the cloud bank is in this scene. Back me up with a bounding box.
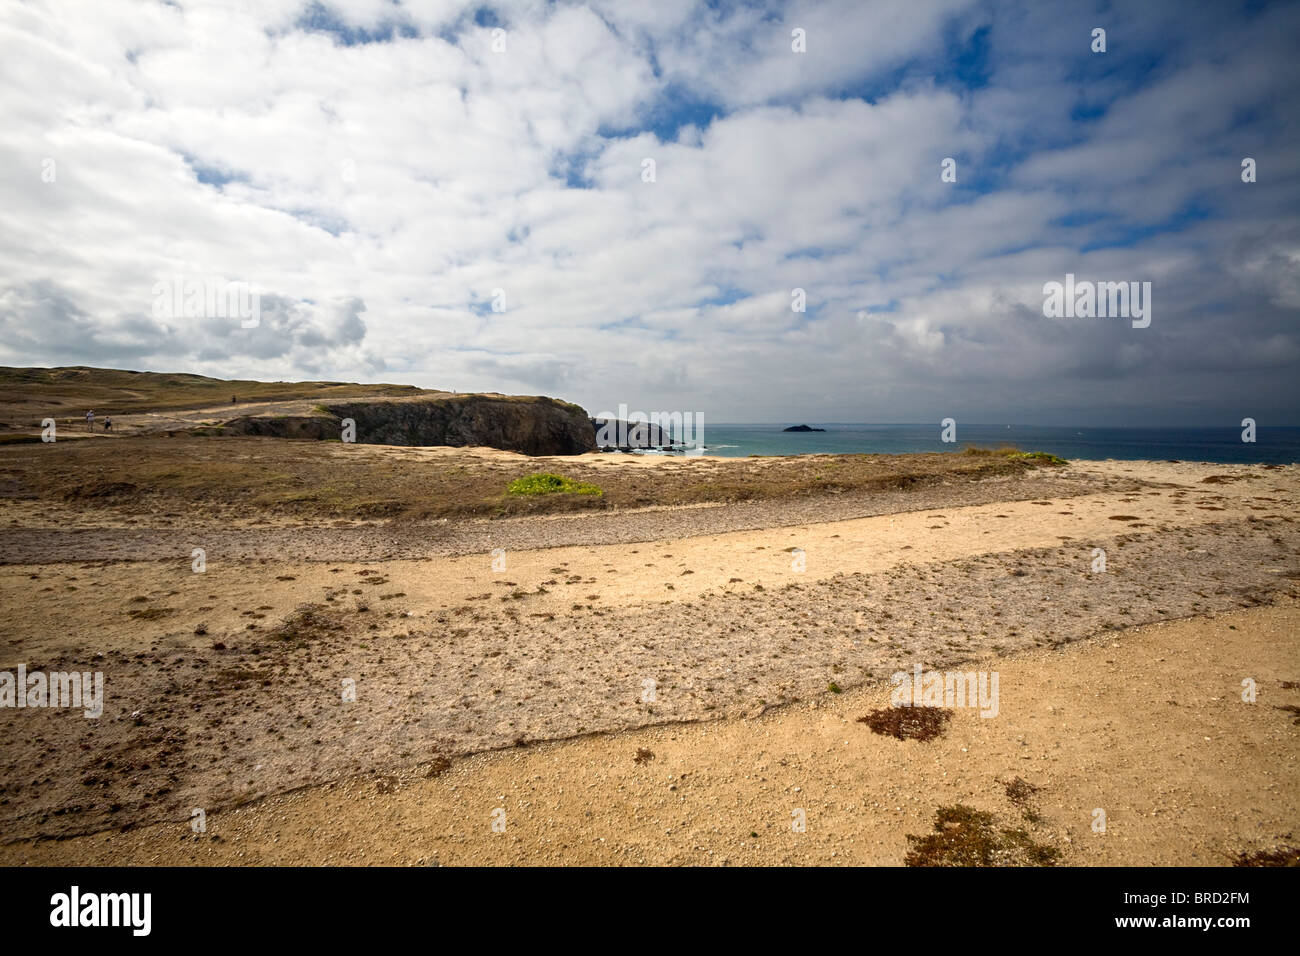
[1,0,1297,424]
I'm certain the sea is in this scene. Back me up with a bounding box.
[650,424,1300,464]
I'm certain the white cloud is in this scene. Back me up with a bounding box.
[0,0,1297,424]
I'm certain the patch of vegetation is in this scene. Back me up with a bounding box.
[1233,843,1300,867]
[962,446,1067,465]
[127,607,174,620]
[905,804,1060,867]
[425,755,452,777]
[1003,776,1038,806]
[7,435,1059,522]
[857,706,951,741]
[1002,776,1044,823]
[1007,451,1067,465]
[0,365,423,416]
[268,604,344,643]
[1275,704,1300,725]
[506,473,603,497]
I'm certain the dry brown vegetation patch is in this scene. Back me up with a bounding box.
[904,805,1060,867]
[1001,776,1045,823]
[269,604,346,644]
[857,706,952,741]
[1274,704,1300,725]
[1233,844,1300,866]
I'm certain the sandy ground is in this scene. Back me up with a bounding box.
[1,457,1297,864]
[5,602,1296,866]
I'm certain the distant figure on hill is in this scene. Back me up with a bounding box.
[85,410,94,431]
[103,417,112,432]
[231,395,237,404]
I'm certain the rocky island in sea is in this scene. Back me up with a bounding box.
[782,424,826,432]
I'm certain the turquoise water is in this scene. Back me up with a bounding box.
[667,424,1300,463]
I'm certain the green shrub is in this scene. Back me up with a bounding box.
[506,473,603,497]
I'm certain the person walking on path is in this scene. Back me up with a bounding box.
[85,410,94,432]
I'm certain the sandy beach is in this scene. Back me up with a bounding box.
[1,450,1296,865]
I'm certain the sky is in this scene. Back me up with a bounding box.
[1,0,1298,425]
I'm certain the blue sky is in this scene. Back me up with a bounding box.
[1,0,1298,425]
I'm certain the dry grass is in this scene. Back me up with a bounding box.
[0,365,426,421]
[905,805,1060,867]
[1002,776,1044,823]
[1274,704,1300,725]
[0,436,1057,521]
[856,706,952,741]
[1233,844,1300,866]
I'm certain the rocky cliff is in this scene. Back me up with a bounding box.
[591,417,681,449]
[221,395,597,456]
